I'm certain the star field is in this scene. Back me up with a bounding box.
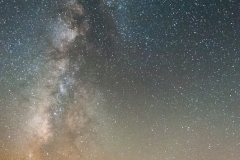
[0,0,240,160]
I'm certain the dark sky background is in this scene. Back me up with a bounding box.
[0,0,240,160]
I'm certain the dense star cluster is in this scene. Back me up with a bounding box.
[0,0,240,160]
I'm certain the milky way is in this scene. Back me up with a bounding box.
[0,0,240,160]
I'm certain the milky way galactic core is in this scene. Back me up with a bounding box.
[0,0,239,160]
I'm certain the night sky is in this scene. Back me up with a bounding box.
[0,0,240,160]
